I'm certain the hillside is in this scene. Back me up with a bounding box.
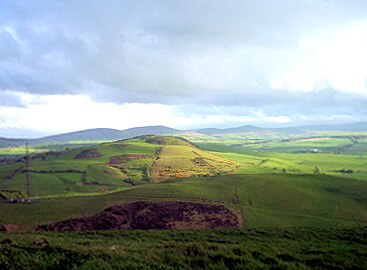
[1,173,366,229]
[0,137,33,148]
[0,135,237,197]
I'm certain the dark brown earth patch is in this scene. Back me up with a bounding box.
[75,148,102,159]
[191,157,211,166]
[36,201,241,232]
[146,137,169,145]
[109,154,152,164]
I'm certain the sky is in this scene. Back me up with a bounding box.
[1,0,367,137]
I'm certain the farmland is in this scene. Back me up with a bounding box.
[0,132,366,268]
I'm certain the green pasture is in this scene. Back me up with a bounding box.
[1,173,366,228]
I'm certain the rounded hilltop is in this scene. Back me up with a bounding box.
[106,135,238,182]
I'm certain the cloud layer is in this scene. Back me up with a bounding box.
[0,1,367,135]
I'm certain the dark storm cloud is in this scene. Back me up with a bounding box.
[0,0,367,112]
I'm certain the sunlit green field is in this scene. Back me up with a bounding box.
[190,132,367,181]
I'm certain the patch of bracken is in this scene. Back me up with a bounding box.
[36,201,241,232]
[75,149,102,159]
[109,154,152,164]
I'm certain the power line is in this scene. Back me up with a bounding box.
[25,143,31,198]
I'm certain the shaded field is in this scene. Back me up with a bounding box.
[1,174,366,228]
[1,227,366,269]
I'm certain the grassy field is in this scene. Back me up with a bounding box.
[1,133,366,268]
[190,132,367,181]
[1,173,366,228]
[1,227,366,269]
[188,131,367,153]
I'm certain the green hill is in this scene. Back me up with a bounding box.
[0,136,237,197]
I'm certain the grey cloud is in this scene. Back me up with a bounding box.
[0,0,367,113]
[172,88,367,115]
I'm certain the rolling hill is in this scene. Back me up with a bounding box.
[0,135,237,197]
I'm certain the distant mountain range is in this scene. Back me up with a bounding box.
[41,125,181,142]
[195,125,265,135]
[195,122,367,135]
[1,122,367,147]
[0,126,180,147]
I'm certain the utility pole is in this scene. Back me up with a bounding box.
[25,143,31,199]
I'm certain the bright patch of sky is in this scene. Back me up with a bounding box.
[0,93,295,136]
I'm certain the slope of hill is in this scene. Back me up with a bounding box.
[1,173,366,229]
[0,137,33,148]
[0,135,237,197]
